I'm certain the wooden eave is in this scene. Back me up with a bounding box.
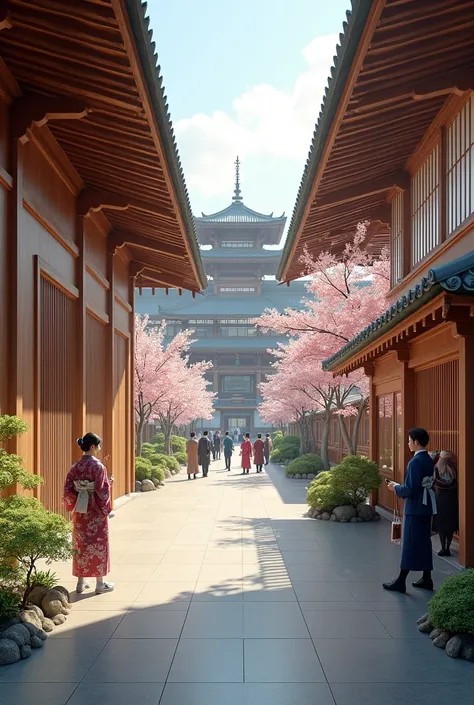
[278,0,474,282]
[0,0,206,293]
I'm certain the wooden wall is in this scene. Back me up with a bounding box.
[0,113,135,513]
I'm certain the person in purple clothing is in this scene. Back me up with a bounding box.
[383,428,436,594]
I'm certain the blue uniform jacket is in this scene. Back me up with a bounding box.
[223,436,234,456]
[395,451,435,516]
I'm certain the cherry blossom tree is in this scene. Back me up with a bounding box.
[256,224,390,465]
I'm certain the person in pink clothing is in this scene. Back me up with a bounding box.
[253,433,265,473]
[240,433,252,475]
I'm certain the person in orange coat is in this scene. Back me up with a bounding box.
[253,433,265,473]
[240,433,252,475]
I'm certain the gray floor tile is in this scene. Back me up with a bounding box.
[286,564,344,582]
[160,682,245,705]
[280,551,334,566]
[300,601,423,612]
[292,581,356,602]
[331,682,474,705]
[168,638,243,682]
[182,603,243,638]
[0,683,76,705]
[66,682,164,705]
[84,639,177,682]
[242,584,297,601]
[243,602,309,638]
[244,639,326,682]
[112,610,187,639]
[346,581,431,605]
[374,610,427,638]
[304,610,392,639]
[313,638,474,683]
[245,683,335,705]
[0,640,107,683]
[277,540,323,552]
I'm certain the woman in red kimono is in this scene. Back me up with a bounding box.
[240,433,253,475]
[64,433,114,595]
[253,433,265,473]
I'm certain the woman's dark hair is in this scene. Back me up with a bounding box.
[190,432,196,438]
[408,427,430,447]
[258,433,262,438]
[245,432,250,438]
[77,433,101,452]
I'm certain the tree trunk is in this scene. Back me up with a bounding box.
[351,401,368,455]
[338,414,354,455]
[321,413,331,470]
[297,418,304,456]
[309,414,316,453]
[136,413,146,456]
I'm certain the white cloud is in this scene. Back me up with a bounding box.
[175,34,338,211]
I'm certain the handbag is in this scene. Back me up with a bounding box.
[391,500,402,544]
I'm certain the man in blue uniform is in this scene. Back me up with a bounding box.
[223,431,234,471]
[383,428,436,593]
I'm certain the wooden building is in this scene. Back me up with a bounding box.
[0,0,206,513]
[278,0,474,567]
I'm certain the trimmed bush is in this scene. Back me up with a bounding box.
[307,471,350,512]
[429,570,474,634]
[135,457,152,482]
[331,455,381,507]
[161,455,181,474]
[150,466,165,484]
[286,454,324,477]
[272,430,284,450]
[270,435,300,463]
[151,432,165,444]
[173,451,187,466]
[171,435,187,453]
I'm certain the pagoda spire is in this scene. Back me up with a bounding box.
[232,156,242,203]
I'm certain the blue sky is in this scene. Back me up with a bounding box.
[147,0,351,241]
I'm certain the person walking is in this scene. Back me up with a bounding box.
[240,432,252,475]
[213,430,222,461]
[253,433,265,473]
[63,433,114,595]
[383,428,436,593]
[198,430,212,478]
[264,433,272,465]
[186,432,199,480]
[223,431,234,471]
[432,450,458,556]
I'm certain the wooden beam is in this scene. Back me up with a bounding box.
[354,68,474,113]
[0,0,11,30]
[316,171,409,209]
[137,266,191,291]
[11,93,90,143]
[78,188,171,218]
[110,230,184,259]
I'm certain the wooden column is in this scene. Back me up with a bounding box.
[458,331,474,567]
[105,246,116,501]
[402,184,412,278]
[128,273,136,494]
[365,364,377,506]
[399,355,415,483]
[439,127,447,244]
[74,214,86,442]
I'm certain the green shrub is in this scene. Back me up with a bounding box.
[272,430,284,450]
[31,569,59,590]
[161,455,180,474]
[307,471,350,512]
[286,454,324,477]
[0,415,42,493]
[429,570,474,634]
[0,587,21,621]
[171,435,187,453]
[135,457,152,481]
[173,451,187,466]
[151,433,165,444]
[270,435,300,463]
[141,443,154,458]
[331,455,381,507]
[150,466,165,484]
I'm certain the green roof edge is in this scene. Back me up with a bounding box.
[125,0,207,290]
[276,0,374,282]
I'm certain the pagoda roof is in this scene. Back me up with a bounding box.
[197,201,286,225]
[202,248,282,260]
[189,337,282,351]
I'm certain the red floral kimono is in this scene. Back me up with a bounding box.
[64,455,111,578]
[240,439,252,470]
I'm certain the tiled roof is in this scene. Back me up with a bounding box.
[323,251,474,370]
[189,337,282,351]
[202,249,282,260]
[198,201,286,224]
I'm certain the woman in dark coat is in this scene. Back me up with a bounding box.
[432,450,458,556]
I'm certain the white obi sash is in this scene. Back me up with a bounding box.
[421,475,437,515]
[73,480,95,513]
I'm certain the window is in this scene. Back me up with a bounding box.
[220,318,253,324]
[219,287,256,293]
[219,326,257,337]
[188,319,212,324]
[221,375,255,394]
[391,191,403,285]
[411,145,440,266]
[221,241,254,248]
[447,95,474,235]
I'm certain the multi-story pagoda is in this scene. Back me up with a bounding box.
[137,159,306,438]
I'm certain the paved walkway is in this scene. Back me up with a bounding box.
[1,456,474,705]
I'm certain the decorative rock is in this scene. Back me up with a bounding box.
[461,643,474,661]
[20,609,43,631]
[417,613,429,625]
[373,513,381,521]
[20,645,32,659]
[307,474,316,480]
[433,632,451,649]
[25,604,44,620]
[22,622,46,641]
[27,586,48,608]
[42,589,70,618]
[294,474,301,479]
[321,512,331,521]
[333,505,357,522]
[41,618,55,633]
[30,635,44,649]
[356,503,376,521]
[307,507,316,518]
[350,517,359,523]
[446,635,463,658]
[429,628,441,640]
[316,514,323,520]
[141,479,155,492]
[418,619,433,633]
[0,638,21,665]
[135,480,142,492]
[54,586,71,603]
[1,624,31,647]
[301,474,307,479]
[52,614,67,626]
[330,514,338,521]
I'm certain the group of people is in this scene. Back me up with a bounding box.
[185,430,273,478]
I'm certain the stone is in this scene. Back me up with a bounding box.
[301,474,307,479]
[446,636,463,658]
[307,507,316,518]
[25,604,44,620]
[350,517,360,523]
[417,613,429,625]
[54,586,71,603]
[307,474,316,480]
[22,621,46,641]
[135,481,142,492]
[41,618,55,633]
[373,513,381,521]
[333,505,357,522]
[433,632,451,649]
[321,512,331,521]
[27,586,48,608]
[418,619,433,633]
[141,479,155,492]
[52,614,67,626]
[1,624,31,647]
[20,644,32,659]
[330,514,338,522]
[30,635,44,649]
[356,503,377,521]
[429,628,442,640]
[294,474,301,479]
[20,609,43,631]
[316,514,323,520]
[42,589,70,618]
[0,638,21,665]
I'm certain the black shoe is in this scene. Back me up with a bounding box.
[438,548,451,557]
[382,580,406,594]
[412,578,434,591]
